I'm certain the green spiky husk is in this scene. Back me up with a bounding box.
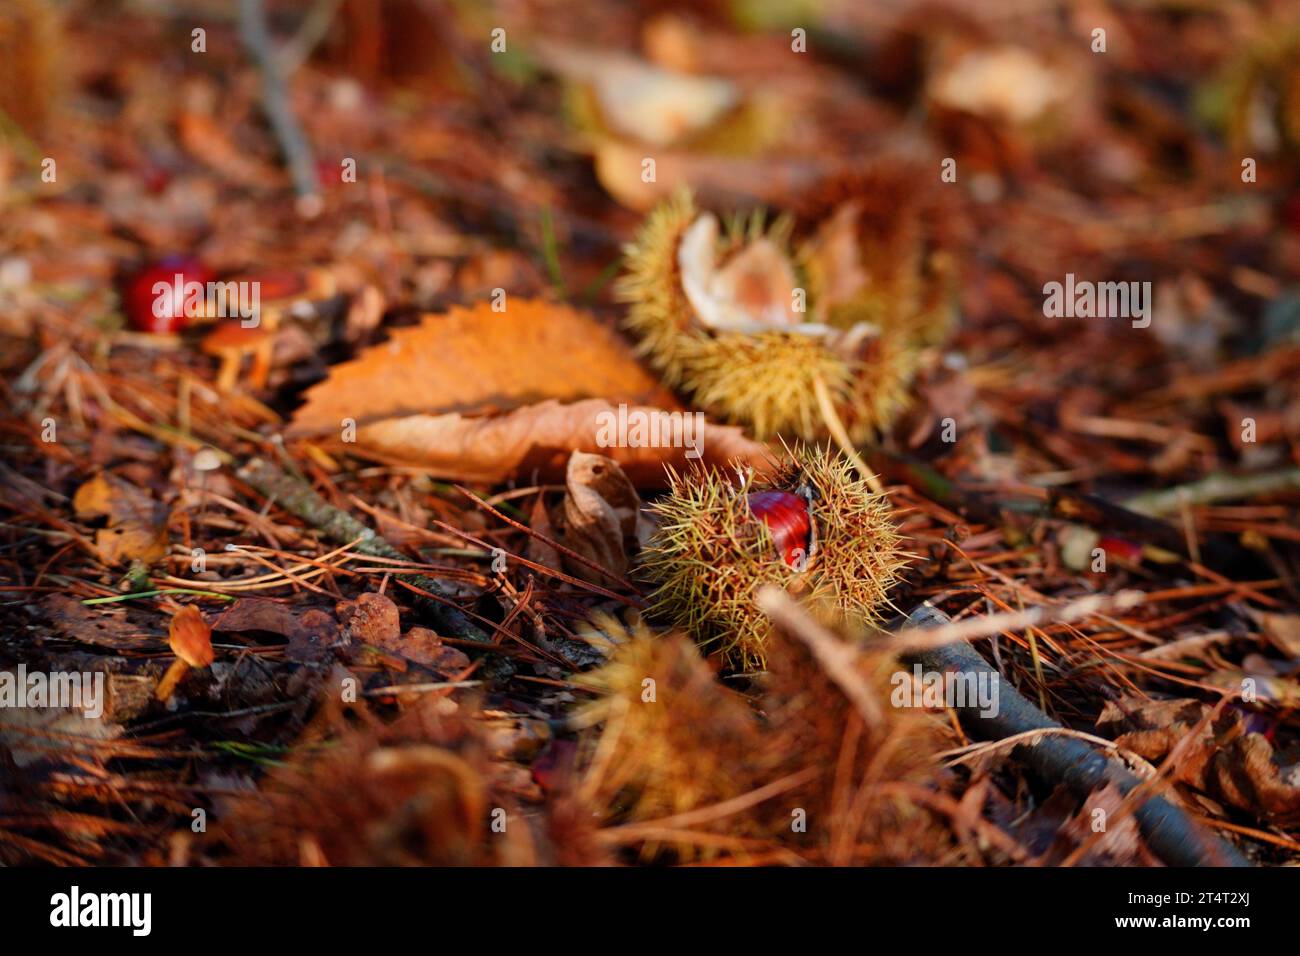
[618,192,945,442]
[640,446,905,670]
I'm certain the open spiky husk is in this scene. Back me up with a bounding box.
[572,614,963,864]
[681,323,923,442]
[572,617,769,858]
[618,189,950,442]
[639,446,905,669]
[794,158,963,350]
[617,190,701,386]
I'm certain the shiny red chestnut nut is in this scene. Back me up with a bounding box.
[123,256,215,333]
[746,488,816,569]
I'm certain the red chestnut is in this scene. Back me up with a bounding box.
[122,256,215,333]
[746,489,815,569]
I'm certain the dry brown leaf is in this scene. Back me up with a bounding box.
[377,626,471,676]
[1211,733,1300,822]
[1050,782,1154,866]
[526,493,564,574]
[210,597,343,664]
[73,473,148,524]
[73,473,169,567]
[289,299,677,436]
[1098,696,1300,823]
[94,523,168,567]
[211,597,308,640]
[555,452,653,582]
[1249,608,1300,660]
[337,398,774,487]
[39,594,152,650]
[337,593,402,647]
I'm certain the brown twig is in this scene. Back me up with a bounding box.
[900,603,1249,867]
[239,0,322,218]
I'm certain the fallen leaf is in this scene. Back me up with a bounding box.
[376,626,471,676]
[95,523,169,567]
[554,452,653,582]
[337,592,402,647]
[340,398,774,486]
[1249,608,1300,660]
[210,598,344,664]
[1098,696,1300,822]
[536,43,740,148]
[1212,732,1300,822]
[289,299,676,436]
[72,473,169,567]
[39,594,153,650]
[211,597,303,640]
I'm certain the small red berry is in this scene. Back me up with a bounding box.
[1096,535,1143,564]
[122,256,215,334]
[746,489,815,569]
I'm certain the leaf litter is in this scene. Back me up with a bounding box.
[0,0,1299,868]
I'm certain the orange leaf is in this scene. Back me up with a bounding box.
[73,474,170,567]
[289,299,678,436]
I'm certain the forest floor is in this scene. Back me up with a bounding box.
[2,0,1300,867]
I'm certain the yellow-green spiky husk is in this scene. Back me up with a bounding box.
[572,617,764,840]
[640,446,905,670]
[680,322,923,443]
[801,240,958,351]
[618,192,947,442]
[616,190,700,386]
[794,157,963,349]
